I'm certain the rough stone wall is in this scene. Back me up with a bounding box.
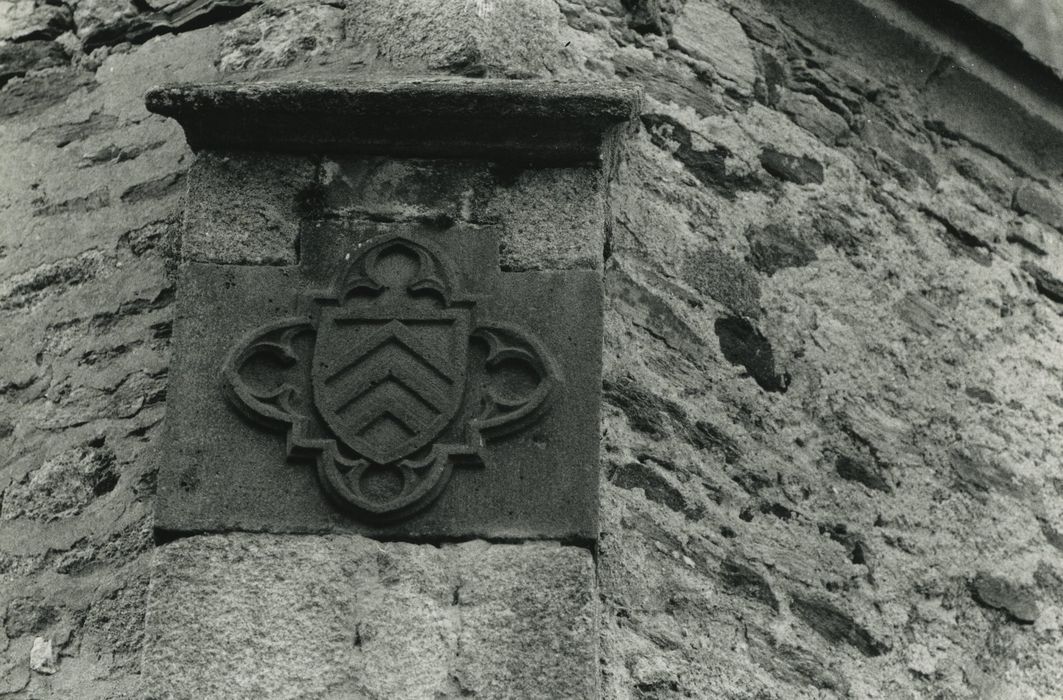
[951,0,1063,75]
[1,1,1062,698]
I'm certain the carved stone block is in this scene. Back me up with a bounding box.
[149,78,640,542]
[158,222,602,540]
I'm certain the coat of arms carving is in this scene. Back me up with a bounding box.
[221,234,559,522]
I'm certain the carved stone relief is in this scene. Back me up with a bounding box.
[158,223,602,540]
[149,79,638,542]
[222,234,559,521]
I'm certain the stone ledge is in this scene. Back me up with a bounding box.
[145,78,642,164]
[143,533,597,699]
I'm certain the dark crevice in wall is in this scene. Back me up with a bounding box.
[922,119,1031,179]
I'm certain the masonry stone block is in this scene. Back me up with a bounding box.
[345,0,563,77]
[183,151,317,265]
[1013,179,1063,231]
[318,158,606,270]
[318,157,495,225]
[488,167,606,271]
[143,534,597,700]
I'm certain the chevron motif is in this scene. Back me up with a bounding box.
[314,318,463,464]
[222,233,559,522]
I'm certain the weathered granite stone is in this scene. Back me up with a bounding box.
[862,119,938,186]
[746,223,817,276]
[1013,180,1063,231]
[0,444,118,521]
[75,0,256,50]
[183,151,317,265]
[776,89,851,145]
[759,146,825,185]
[317,157,494,224]
[488,167,607,271]
[669,1,758,96]
[216,1,347,73]
[29,637,57,675]
[143,534,597,700]
[158,223,603,540]
[0,1,72,42]
[971,572,1040,624]
[317,158,607,270]
[145,79,642,164]
[1021,261,1063,303]
[346,0,563,78]
[1007,218,1050,255]
[0,40,68,87]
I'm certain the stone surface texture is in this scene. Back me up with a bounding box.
[346,0,564,78]
[316,159,608,271]
[1,0,1063,698]
[144,534,597,699]
[183,150,316,265]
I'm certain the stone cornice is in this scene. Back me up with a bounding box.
[145,78,642,164]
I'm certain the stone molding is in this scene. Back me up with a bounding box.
[145,78,642,163]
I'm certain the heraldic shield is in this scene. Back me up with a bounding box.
[221,234,559,523]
